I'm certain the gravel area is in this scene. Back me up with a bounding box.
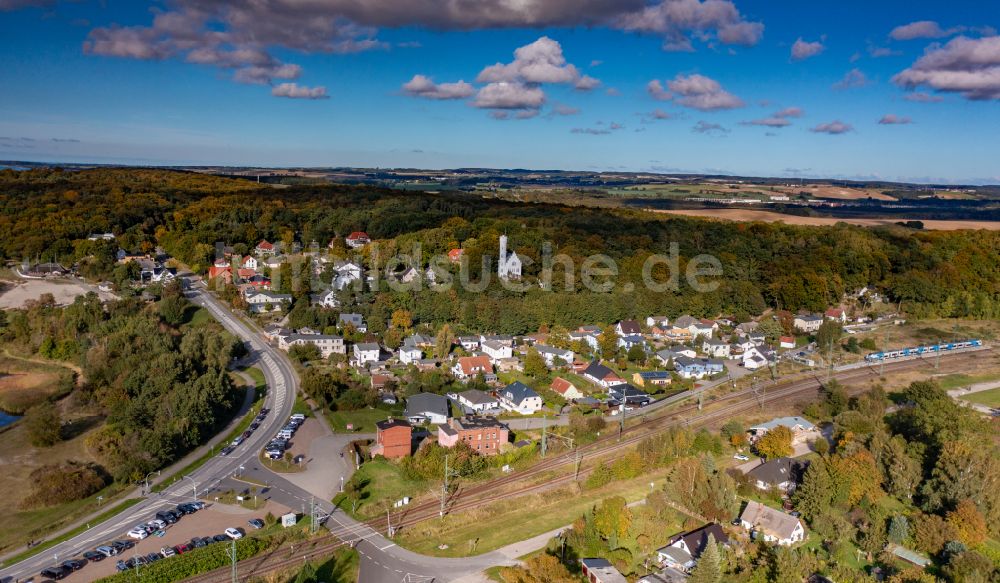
[53,500,289,583]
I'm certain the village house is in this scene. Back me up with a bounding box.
[372,418,412,459]
[498,381,543,415]
[632,371,672,388]
[739,500,806,546]
[457,336,480,351]
[569,330,600,352]
[240,255,259,270]
[333,261,364,291]
[448,248,464,263]
[656,523,730,571]
[550,377,585,400]
[582,361,625,387]
[497,234,522,281]
[646,315,670,328]
[255,240,276,256]
[451,355,494,381]
[615,319,642,336]
[741,345,775,370]
[702,338,731,358]
[310,289,340,309]
[533,344,574,368]
[87,232,115,241]
[824,307,848,323]
[404,393,450,425]
[481,340,513,363]
[261,255,284,270]
[453,389,500,414]
[793,314,823,333]
[345,231,371,249]
[283,333,345,358]
[437,416,509,455]
[618,334,647,352]
[479,334,515,347]
[779,336,796,349]
[692,318,719,339]
[398,343,423,365]
[580,558,629,583]
[655,345,698,365]
[339,313,367,332]
[673,356,725,380]
[748,416,818,445]
[608,383,651,408]
[352,342,381,366]
[245,289,291,313]
[747,457,808,492]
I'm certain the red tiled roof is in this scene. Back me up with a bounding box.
[346,231,369,241]
[208,266,231,279]
[457,355,492,376]
[550,377,574,395]
[257,240,273,250]
[448,248,464,262]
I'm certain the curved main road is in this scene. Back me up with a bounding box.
[0,282,514,583]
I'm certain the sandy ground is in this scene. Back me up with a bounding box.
[56,500,289,583]
[651,208,1000,231]
[0,278,118,309]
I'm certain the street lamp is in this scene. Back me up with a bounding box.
[144,470,161,495]
[181,475,198,503]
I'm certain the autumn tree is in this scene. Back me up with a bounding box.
[597,325,619,358]
[946,499,987,547]
[755,425,793,460]
[593,496,632,550]
[434,324,454,359]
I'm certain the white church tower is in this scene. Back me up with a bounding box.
[497,234,522,281]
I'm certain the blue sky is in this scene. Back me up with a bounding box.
[0,0,998,183]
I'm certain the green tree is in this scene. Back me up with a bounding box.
[523,347,548,378]
[793,459,836,522]
[815,320,843,353]
[888,515,909,545]
[157,295,187,325]
[626,344,646,363]
[688,533,721,583]
[434,324,454,359]
[592,496,632,550]
[755,425,793,459]
[25,401,62,447]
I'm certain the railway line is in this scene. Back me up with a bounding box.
[181,536,347,583]
[369,347,990,533]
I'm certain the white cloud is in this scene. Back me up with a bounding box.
[902,91,944,103]
[271,83,329,99]
[692,120,728,134]
[890,20,964,41]
[476,36,598,90]
[648,73,744,111]
[878,114,912,125]
[401,74,475,100]
[791,38,824,61]
[614,0,763,51]
[833,68,869,90]
[893,35,1000,100]
[473,82,546,110]
[810,120,853,134]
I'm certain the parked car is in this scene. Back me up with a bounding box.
[95,545,117,557]
[146,552,162,563]
[247,518,265,529]
[148,519,167,530]
[40,567,68,580]
[242,430,253,439]
[60,560,83,571]
[290,413,305,421]
[127,527,148,540]
[175,543,192,554]
[231,436,245,447]
[250,422,260,430]
[83,550,106,562]
[160,547,176,558]
[115,560,129,572]
[224,527,244,540]
[733,453,750,461]
[191,501,205,510]
[133,555,148,567]
[212,534,230,542]
[220,445,236,456]
[191,537,207,548]
[155,510,178,524]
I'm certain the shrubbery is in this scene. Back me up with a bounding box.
[19,461,109,509]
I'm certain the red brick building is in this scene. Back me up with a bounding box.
[373,418,412,459]
[437,416,509,456]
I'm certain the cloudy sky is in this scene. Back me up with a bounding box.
[0,0,997,183]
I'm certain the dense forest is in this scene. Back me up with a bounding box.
[1,284,243,484]
[2,168,999,335]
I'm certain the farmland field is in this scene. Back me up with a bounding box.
[648,208,1000,231]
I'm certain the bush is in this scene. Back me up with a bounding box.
[19,461,109,509]
[25,401,62,447]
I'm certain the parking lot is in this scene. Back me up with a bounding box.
[46,500,290,583]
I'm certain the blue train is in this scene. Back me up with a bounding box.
[865,339,983,363]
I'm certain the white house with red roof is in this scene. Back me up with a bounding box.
[255,240,276,256]
[345,231,371,249]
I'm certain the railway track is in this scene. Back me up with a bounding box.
[182,535,346,583]
[370,348,990,532]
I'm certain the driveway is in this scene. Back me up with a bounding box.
[281,432,374,501]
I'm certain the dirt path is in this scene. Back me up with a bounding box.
[2,349,85,385]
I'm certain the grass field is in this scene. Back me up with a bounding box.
[964,387,1000,408]
[934,372,1000,391]
[325,406,402,433]
[334,459,429,520]
[393,470,672,557]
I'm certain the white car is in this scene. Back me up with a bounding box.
[127,527,149,540]
[148,519,167,530]
[733,453,750,461]
[160,547,176,558]
[224,527,243,540]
